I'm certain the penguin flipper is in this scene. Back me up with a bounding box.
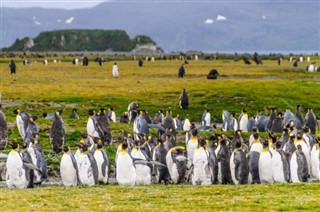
[23,161,42,173]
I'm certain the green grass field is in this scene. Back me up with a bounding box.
[0,55,320,210]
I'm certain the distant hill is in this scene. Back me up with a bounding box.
[1,1,319,52]
[2,29,162,52]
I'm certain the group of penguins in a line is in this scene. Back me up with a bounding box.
[1,102,320,188]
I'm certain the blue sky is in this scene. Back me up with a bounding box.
[1,0,105,9]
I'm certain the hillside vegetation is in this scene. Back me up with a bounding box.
[3,29,157,52]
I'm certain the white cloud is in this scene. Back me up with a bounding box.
[204,18,214,24]
[65,17,74,24]
[34,21,41,25]
[57,19,62,23]
[216,15,227,21]
[262,15,267,20]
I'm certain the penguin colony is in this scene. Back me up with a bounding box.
[1,104,320,188]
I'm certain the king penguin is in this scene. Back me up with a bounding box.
[305,108,317,134]
[272,141,290,183]
[290,144,308,183]
[259,140,274,184]
[93,140,110,184]
[152,139,170,184]
[76,142,98,186]
[60,146,81,187]
[294,131,311,176]
[216,137,232,184]
[13,109,30,140]
[310,138,320,180]
[192,138,217,185]
[0,104,8,150]
[49,109,66,153]
[247,139,262,184]
[28,138,48,185]
[238,109,249,132]
[131,141,151,185]
[186,128,198,167]
[69,108,79,119]
[201,109,211,127]
[6,141,40,188]
[230,140,249,184]
[283,133,296,160]
[166,146,188,184]
[116,142,136,186]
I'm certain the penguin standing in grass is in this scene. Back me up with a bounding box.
[272,141,290,183]
[128,102,138,123]
[76,142,98,186]
[238,109,248,132]
[116,142,136,186]
[248,139,262,184]
[283,133,297,160]
[166,146,188,184]
[310,138,320,180]
[186,128,198,167]
[271,112,284,133]
[69,108,79,119]
[87,109,100,140]
[230,140,249,184]
[21,143,35,188]
[305,108,317,134]
[290,144,308,183]
[192,138,217,185]
[0,104,8,150]
[217,137,232,184]
[93,140,110,184]
[257,110,269,132]
[24,116,39,146]
[6,141,40,188]
[267,108,277,131]
[259,140,274,184]
[14,109,30,139]
[50,109,66,153]
[294,131,311,176]
[28,138,48,185]
[131,141,151,185]
[153,139,170,184]
[97,108,112,146]
[60,146,81,187]
[179,89,188,109]
[201,109,211,127]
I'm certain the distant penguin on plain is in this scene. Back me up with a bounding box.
[69,108,79,119]
[179,89,189,109]
[49,109,66,153]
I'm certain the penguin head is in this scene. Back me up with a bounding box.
[109,106,114,111]
[81,132,88,139]
[289,133,295,140]
[261,139,269,148]
[61,145,69,153]
[8,141,19,149]
[282,128,288,134]
[296,131,303,140]
[157,138,164,146]
[29,115,38,122]
[97,140,103,149]
[198,137,206,148]
[88,109,95,116]
[277,112,283,117]
[191,128,198,137]
[302,127,310,133]
[235,130,242,135]
[296,144,302,151]
[121,142,128,150]
[99,108,106,115]
[235,140,242,149]
[242,108,247,113]
[43,112,48,118]
[72,108,77,112]
[56,109,63,116]
[275,141,282,150]
[13,109,20,115]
